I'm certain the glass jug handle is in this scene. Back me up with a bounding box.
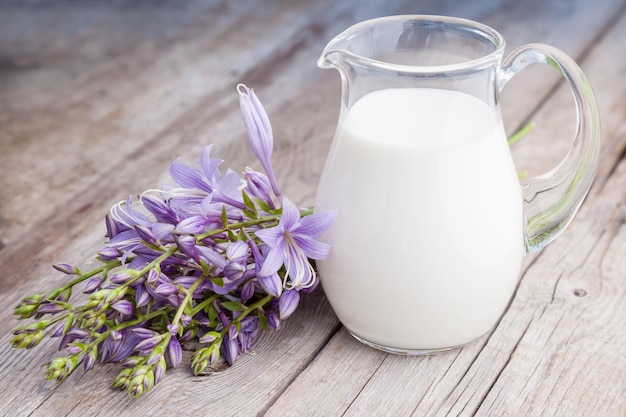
[499,44,601,254]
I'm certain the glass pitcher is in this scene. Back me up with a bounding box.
[315,15,600,354]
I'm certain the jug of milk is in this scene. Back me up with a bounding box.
[315,15,600,354]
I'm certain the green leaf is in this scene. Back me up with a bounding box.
[258,309,268,330]
[508,121,535,146]
[242,190,258,219]
[256,198,271,213]
[220,205,229,228]
[183,301,194,317]
[63,313,75,334]
[221,301,247,312]
[207,305,218,325]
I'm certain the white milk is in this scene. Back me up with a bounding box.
[315,88,524,351]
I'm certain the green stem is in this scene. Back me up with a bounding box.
[190,294,220,317]
[220,294,274,338]
[171,277,204,327]
[195,207,314,241]
[85,308,168,351]
[508,121,535,146]
[48,259,122,300]
[125,246,179,287]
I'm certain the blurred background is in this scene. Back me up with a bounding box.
[0,0,621,252]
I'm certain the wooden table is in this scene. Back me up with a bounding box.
[1,0,624,415]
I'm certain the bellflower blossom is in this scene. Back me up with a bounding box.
[256,197,334,290]
[10,84,335,399]
[238,84,281,197]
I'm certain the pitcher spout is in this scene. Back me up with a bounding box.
[317,38,350,70]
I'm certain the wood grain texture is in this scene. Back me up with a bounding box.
[0,0,624,416]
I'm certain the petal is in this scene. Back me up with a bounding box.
[200,145,224,183]
[223,337,239,365]
[279,197,300,230]
[166,337,182,368]
[244,168,273,204]
[196,246,228,270]
[293,235,331,260]
[258,246,283,277]
[112,300,133,316]
[238,85,272,161]
[226,241,249,262]
[169,162,210,191]
[135,285,150,307]
[295,210,336,237]
[141,195,178,224]
[255,226,283,248]
[278,289,300,320]
[155,283,178,296]
[176,215,210,234]
[151,223,175,242]
[257,273,283,297]
[217,170,244,199]
[199,195,213,218]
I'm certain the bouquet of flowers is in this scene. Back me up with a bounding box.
[9,85,335,397]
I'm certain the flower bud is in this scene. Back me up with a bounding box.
[166,336,182,368]
[37,303,64,315]
[83,277,104,294]
[154,358,166,384]
[98,246,120,261]
[257,273,282,297]
[134,224,159,246]
[84,347,97,372]
[135,285,150,308]
[134,334,163,353]
[278,289,300,320]
[155,283,178,297]
[112,367,132,389]
[53,263,78,275]
[244,168,274,206]
[67,328,91,339]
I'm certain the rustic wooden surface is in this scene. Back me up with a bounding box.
[0,0,625,416]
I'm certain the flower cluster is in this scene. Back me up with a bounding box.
[10,84,334,398]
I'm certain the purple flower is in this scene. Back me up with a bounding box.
[249,240,282,296]
[131,328,159,339]
[84,348,97,372]
[243,168,274,209]
[38,303,64,315]
[135,335,163,353]
[240,280,255,303]
[155,283,178,297]
[83,277,103,294]
[53,263,77,275]
[66,328,90,339]
[266,312,281,330]
[167,145,245,211]
[278,289,300,319]
[255,197,334,289]
[109,197,153,229]
[173,234,200,262]
[238,84,281,197]
[112,300,133,316]
[101,329,142,363]
[140,194,179,225]
[98,246,120,261]
[134,225,160,247]
[223,337,239,365]
[166,336,182,367]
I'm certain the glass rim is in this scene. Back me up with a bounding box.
[320,14,507,74]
